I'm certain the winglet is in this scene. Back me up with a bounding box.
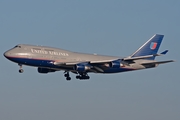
[160,50,168,55]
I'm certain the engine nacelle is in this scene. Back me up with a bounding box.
[38,67,56,74]
[74,64,90,72]
[110,61,121,68]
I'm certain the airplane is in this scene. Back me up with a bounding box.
[4,34,174,81]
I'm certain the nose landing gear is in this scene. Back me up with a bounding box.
[18,64,24,73]
[19,69,24,73]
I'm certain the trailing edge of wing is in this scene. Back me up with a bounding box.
[141,60,175,65]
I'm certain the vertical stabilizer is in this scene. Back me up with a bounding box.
[130,34,164,60]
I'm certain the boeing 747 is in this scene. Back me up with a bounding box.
[4,34,174,80]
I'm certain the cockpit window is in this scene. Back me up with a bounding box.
[14,45,21,48]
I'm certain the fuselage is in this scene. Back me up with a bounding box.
[4,44,147,73]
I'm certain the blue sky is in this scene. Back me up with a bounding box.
[0,0,179,120]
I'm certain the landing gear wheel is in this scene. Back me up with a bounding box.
[79,76,90,80]
[86,76,90,79]
[66,77,71,81]
[19,69,24,73]
[76,76,80,79]
[64,74,69,77]
[76,72,90,80]
[64,71,71,81]
[18,64,23,73]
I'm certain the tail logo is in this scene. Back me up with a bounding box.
[150,42,157,50]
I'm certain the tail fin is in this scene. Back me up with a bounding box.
[130,34,164,60]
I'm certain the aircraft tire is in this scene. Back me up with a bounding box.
[76,76,80,79]
[19,69,24,73]
[79,76,90,80]
[64,74,69,77]
[66,77,71,81]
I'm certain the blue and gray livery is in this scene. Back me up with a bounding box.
[4,34,174,81]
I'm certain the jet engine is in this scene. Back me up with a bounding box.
[37,67,56,73]
[74,64,90,72]
[110,61,122,68]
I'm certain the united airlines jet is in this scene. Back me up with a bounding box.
[4,34,174,80]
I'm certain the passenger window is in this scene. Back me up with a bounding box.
[32,48,41,50]
[44,49,54,51]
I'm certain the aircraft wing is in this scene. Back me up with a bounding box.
[53,59,120,73]
[141,60,175,65]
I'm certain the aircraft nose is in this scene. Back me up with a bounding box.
[3,50,11,58]
[4,51,8,58]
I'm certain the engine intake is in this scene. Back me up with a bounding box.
[38,67,56,73]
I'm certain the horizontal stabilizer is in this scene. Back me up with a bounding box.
[160,50,168,55]
[124,50,169,61]
[141,60,175,65]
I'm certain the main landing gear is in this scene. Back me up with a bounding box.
[64,71,90,81]
[76,72,90,80]
[64,71,71,81]
[18,64,24,73]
